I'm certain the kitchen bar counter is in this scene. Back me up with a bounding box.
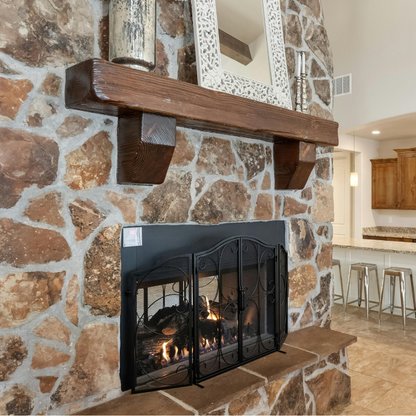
[333,236,416,255]
[362,226,416,240]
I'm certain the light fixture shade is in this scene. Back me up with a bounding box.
[350,172,359,187]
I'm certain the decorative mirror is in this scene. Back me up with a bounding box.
[191,0,291,109]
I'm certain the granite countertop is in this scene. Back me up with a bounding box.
[333,237,416,255]
[363,226,416,239]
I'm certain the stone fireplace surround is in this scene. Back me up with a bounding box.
[0,0,340,414]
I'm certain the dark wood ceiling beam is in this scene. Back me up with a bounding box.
[218,29,253,66]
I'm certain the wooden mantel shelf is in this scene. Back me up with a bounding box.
[66,59,339,188]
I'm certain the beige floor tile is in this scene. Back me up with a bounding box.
[332,403,379,415]
[366,384,416,415]
[350,372,396,408]
[399,372,416,389]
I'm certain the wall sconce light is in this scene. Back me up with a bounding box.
[350,172,358,187]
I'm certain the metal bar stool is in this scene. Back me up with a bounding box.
[332,259,345,306]
[345,263,380,320]
[379,267,416,329]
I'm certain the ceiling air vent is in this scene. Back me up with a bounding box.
[334,74,352,97]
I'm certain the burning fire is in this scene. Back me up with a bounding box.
[162,342,170,364]
[161,343,189,365]
[205,296,218,320]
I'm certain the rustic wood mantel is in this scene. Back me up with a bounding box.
[65,59,339,188]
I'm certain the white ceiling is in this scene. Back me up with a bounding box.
[341,112,416,141]
[216,0,265,45]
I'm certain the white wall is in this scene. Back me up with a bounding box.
[322,0,416,132]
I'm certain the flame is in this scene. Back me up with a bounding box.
[182,347,189,358]
[205,295,218,320]
[174,346,179,361]
[162,342,170,363]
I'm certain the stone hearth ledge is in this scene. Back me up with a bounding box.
[75,327,356,415]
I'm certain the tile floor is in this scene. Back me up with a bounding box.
[332,303,416,415]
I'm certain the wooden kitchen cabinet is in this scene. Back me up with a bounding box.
[395,148,416,210]
[371,158,398,209]
[371,148,416,210]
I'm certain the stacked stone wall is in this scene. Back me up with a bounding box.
[0,0,336,413]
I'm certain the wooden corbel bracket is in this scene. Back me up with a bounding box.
[65,59,338,189]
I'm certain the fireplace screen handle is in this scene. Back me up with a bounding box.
[238,288,247,312]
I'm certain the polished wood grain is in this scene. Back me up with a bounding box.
[395,148,416,210]
[65,59,338,186]
[273,141,316,190]
[219,29,252,66]
[371,158,398,209]
[65,59,338,146]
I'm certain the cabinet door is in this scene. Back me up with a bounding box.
[371,159,398,209]
[396,149,416,210]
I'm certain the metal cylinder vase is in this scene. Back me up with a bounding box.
[109,0,156,71]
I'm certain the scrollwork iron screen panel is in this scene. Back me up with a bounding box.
[193,236,283,383]
[132,255,192,393]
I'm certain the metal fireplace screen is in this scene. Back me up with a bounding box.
[120,223,288,394]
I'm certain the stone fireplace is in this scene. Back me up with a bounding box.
[0,0,345,414]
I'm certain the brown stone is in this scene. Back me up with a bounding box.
[171,130,195,167]
[0,128,59,208]
[0,59,20,75]
[191,180,251,224]
[317,243,333,271]
[142,170,192,223]
[285,47,296,79]
[322,314,331,329]
[311,59,326,78]
[84,224,122,317]
[0,78,33,121]
[0,271,64,329]
[158,0,185,38]
[177,44,197,84]
[309,102,333,121]
[249,180,258,190]
[313,181,334,223]
[317,225,329,238]
[236,141,265,180]
[266,146,272,165]
[291,313,300,326]
[305,23,333,76]
[65,275,80,326]
[264,379,286,406]
[228,390,261,415]
[237,166,244,181]
[31,344,70,369]
[275,195,282,219]
[261,172,271,190]
[289,218,317,262]
[301,187,312,201]
[0,335,28,381]
[23,191,65,228]
[312,272,331,319]
[196,137,236,175]
[0,0,94,67]
[124,187,145,194]
[56,115,92,139]
[104,191,136,224]
[314,80,331,106]
[317,146,334,155]
[284,197,308,217]
[208,409,226,416]
[286,14,303,48]
[0,219,71,267]
[51,323,119,407]
[298,0,321,20]
[306,369,351,414]
[327,351,341,365]
[27,97,57,127]
[300,302,313,328]
[254,194,273,220]
[0,384,35,415]
[195,177,205,196]
[40,73,61,97]
[33,317,71,346]
[65,131,113,190]
[289,264,317,308]
[155,39,169,77]
[315,157,330,180]
[280,0,286,13]
[272,373,306,415]
[304,360,327,377]
[37,376,58,394]
[69,199,106,241]
[288,0,300,13]
[99,14,109,61]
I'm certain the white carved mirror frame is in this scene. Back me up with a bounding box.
[191,0,292,109]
